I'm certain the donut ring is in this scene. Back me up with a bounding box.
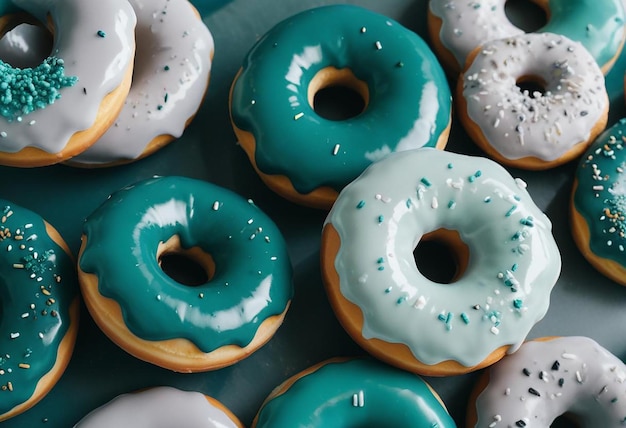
[0,0,135,167]
[252,358,456,427]
[75,387,243,428]
[0,200,79,421]
[69,0,214,167]
[467,336,626,427]
[428,0,626,74]
[230,5,451,209]
[457,32,608,170]
[78,176,293,372]
[571,118,626,286]
[321,149,561,376]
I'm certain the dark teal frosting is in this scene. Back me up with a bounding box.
[255,358,456,427]
[231,4,451,194]
[573,118,626,266]
[79,176,293,352]
[0,200,78,415]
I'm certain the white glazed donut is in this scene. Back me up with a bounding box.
[428,0,626,74]
[70,0,214,166]
[74,387,243,428]
[468,336,626,427]
[0,0,136,166]
[457,32,608,170]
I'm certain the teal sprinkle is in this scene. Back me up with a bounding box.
[164,65,170,71]
[97,30,106,38]
[511,231,521,240]
[396,296,407,304]
[0,57,77,121]
[385,287,392,294]
[475,170,482,177]
[377,257,384,264]
[611,397,618,403]
[378,266,384,271]
[511,263,518,272]
[448,200,456,209]
[513,195,521,201]
[157,105,163,110]
[505,205,517,217]
[513,299,523,309]
[406,198,412,208]
[356,200,365,209]
[484,196,492,203]
[164,93,168,103]
[437,313,446,322]
[420,177,431,187]
[468,175,476,183]
[447,163,453,169]
[520,216,534,227]
[461,312,470,324]
[377,215,384,223]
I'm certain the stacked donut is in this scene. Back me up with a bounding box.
[0,0,214,167]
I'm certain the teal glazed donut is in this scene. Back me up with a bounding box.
[78,176,293,372]
[252,359,456,427]
[321,149,561,376]
[571,118,626,286]
[429,0,626,74]
[230,5,452,209]
[0,200,79,421]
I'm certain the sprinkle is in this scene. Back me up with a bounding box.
[484,196,492,203]
[448,200,456,209]
[374,41,382,50]
[420,177,432,187]
[460,312,470,324]
[413,295,426,309]
[516,420,527,427]
[12,263,23,269]
[505,205,517,217]
[18,363,30,369]
[377,215,384,223]
[513,299,523,309]
[431,197,439,209]
[356,200,365,209]
[523,368,531,376]
[490,326,500,335]
[164,65,170,71]
[96,30,106,38]
[551,360,560,371]
[212,201,220,211]
[293,112,304,120]
[528,387,541,397]
[10,332,19,339]
[360,26,367,33]
[576,371,583,383]
[332,144,340,155]
[562,353,576,360]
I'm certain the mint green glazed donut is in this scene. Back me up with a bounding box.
[230,5,451,209]
[253,359,456,427]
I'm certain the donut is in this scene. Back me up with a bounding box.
[0,200,79,421]
[252,358,456,427]
[428,0,626,74]
[77,176,293,372]
[0,0,136,167]
[321,148,561,376]
[69,0,214,167]
[75,386,243,428]
[229,5,452,210]
[571,118,626,286]
[457,32,609,170]
[467,336,626,427]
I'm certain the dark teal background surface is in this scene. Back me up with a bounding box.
[1,0,626,426]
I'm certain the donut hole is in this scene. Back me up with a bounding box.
[505,0,549,33]
[0,14,53,68]
[308,66,369,121]
[516,75,547,98]
[157,235,215,287]
[414,229,470,284]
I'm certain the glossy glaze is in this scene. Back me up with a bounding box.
[0,0,136,153]
[74,387,240,428]
[430,0,625,71]
[325,149,561,367]
[72,0,214,165]
[0,200,78,416]
[79,176,293,352]
[254,359,456,427]
[461,32,607,162]
[473,337,626,427]
[573,118,626,265]
[230,4,451,194]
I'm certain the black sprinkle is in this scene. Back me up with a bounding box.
[83,87,87,95]
[516,420,527,427]
[522,368,531,376]
[551,360,560,371]
[581,110,589,117]
[528,387,541,397]
[472,304,481,310]
[539,371,545,380]
[558,378,565,387]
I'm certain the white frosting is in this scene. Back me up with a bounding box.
[461,32,607,162]
[474,337,626,427]
[71,0,214,165]
[0,0,136,153]
[74,387,239,428]
[430,0,521,68]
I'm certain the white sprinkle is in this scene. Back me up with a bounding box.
[431,197,439,209]
[38,332,44,339]
[10,332,19,339]
[0,132,6,138]
[592,185,604,191]
[515,178,528,189]
[270,256,277,261]
[352,393,358,407]
[493,118,500,128]
[374,41,382,50]
[249,233,256,240]
[6,245,11,252]
[212,201,220,211]
[413,295,427,309]
[247,218,254,224]
[358,390,364,407]
[505,388,511,396]
[156,294,162,301]
[12,263,23,269]
[358,274,368,284]
[490,326,500,335]
[576,370,583,383]
[294,112,304,120]
[20,313,29,319]
[332,144,340,155]
[29,120,36,126]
